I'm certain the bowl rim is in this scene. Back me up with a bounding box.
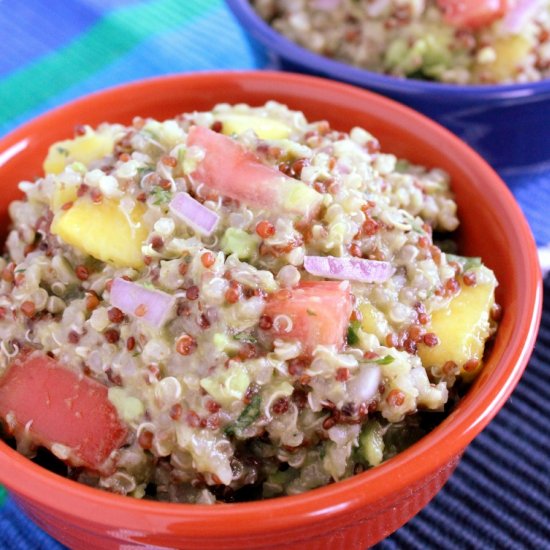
[0,70,543,536]
[226,0,550,99]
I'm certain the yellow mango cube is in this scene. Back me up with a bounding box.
[418,269,497,378]
[50,183,78,211]
[218,114,291,140]
[43,130,114,174]
[359,301,389,343]
[51,198,148,268]
[477,35,532,82]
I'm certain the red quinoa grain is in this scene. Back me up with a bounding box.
[225,286,241,304]
[126,336,136,351]
[21,301,36,318]
[272,397,290,415]
[77,183,90,197]
[211,121,223,133]
[490,303,503,322]
[104,328,120,344]
[138,430,154,450]
[151,235,164,251]
[201,252,215,269]
[75,265,89,281]
[169,403,183,420]
[178,262,188,276]
[386,389,405,407]
[176,334,197,355]
[463,272,477,286]
[186,286,200,301]
[85,292,100,311]
[108,307,125,324]
[445,278,460,295]
[349,243,362,257]
[336,367,350,382]
[255,220,276,239]
[161,155,178,167]
[259,314,273,330]
[67,331,80,344]
[423,332,440,347]
[207,400,221,414]
[463,359,479,373]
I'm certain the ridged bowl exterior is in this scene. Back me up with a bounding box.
[14,455,460,549]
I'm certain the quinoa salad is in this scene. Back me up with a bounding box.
[252,0,550,84]
[0,103,500,503]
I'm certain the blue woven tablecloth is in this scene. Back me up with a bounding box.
[0,1,548,548]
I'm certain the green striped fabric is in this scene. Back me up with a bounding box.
[0,0,266,136]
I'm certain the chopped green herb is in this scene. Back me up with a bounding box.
[56,146,70,157]
[395,159,410,172]
[136,166,154,178]
[14,268,26,274]
[347,320,361,346]
[151,187,173,206]
[233,332,258,344]
[373,355,395,365]
[225,394,261,436]
[446,254,482,271]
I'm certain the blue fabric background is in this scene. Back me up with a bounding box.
[0,1,548,548]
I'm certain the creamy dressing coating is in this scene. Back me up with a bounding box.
[0,102,498,502]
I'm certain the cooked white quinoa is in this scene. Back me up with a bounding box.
[252,0,550,84]
[0,102,499,502]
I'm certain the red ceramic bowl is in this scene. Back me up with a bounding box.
[0,72,542,549]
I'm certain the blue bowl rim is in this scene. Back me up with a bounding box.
[226,0,550,100]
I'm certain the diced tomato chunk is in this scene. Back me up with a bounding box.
[437,0,508,28]
[264,281,353,355]
[188,125,278,206]
[187,126,321,218]
[0,354,127,471]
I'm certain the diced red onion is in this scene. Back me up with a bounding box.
[348,365,381,404]
[304,255,394,283]
[367,0,394,17]
[335,161,352,176]
[502,0,539,33]
[169,192,219,236]
[110,278,175,328]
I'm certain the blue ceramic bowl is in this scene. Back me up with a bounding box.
[226,0,550,173]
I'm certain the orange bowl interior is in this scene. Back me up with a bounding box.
[0,71,542,543]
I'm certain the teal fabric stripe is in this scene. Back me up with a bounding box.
[0,0,219,132]
[0,486,6,506]
[0,4,265,136]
